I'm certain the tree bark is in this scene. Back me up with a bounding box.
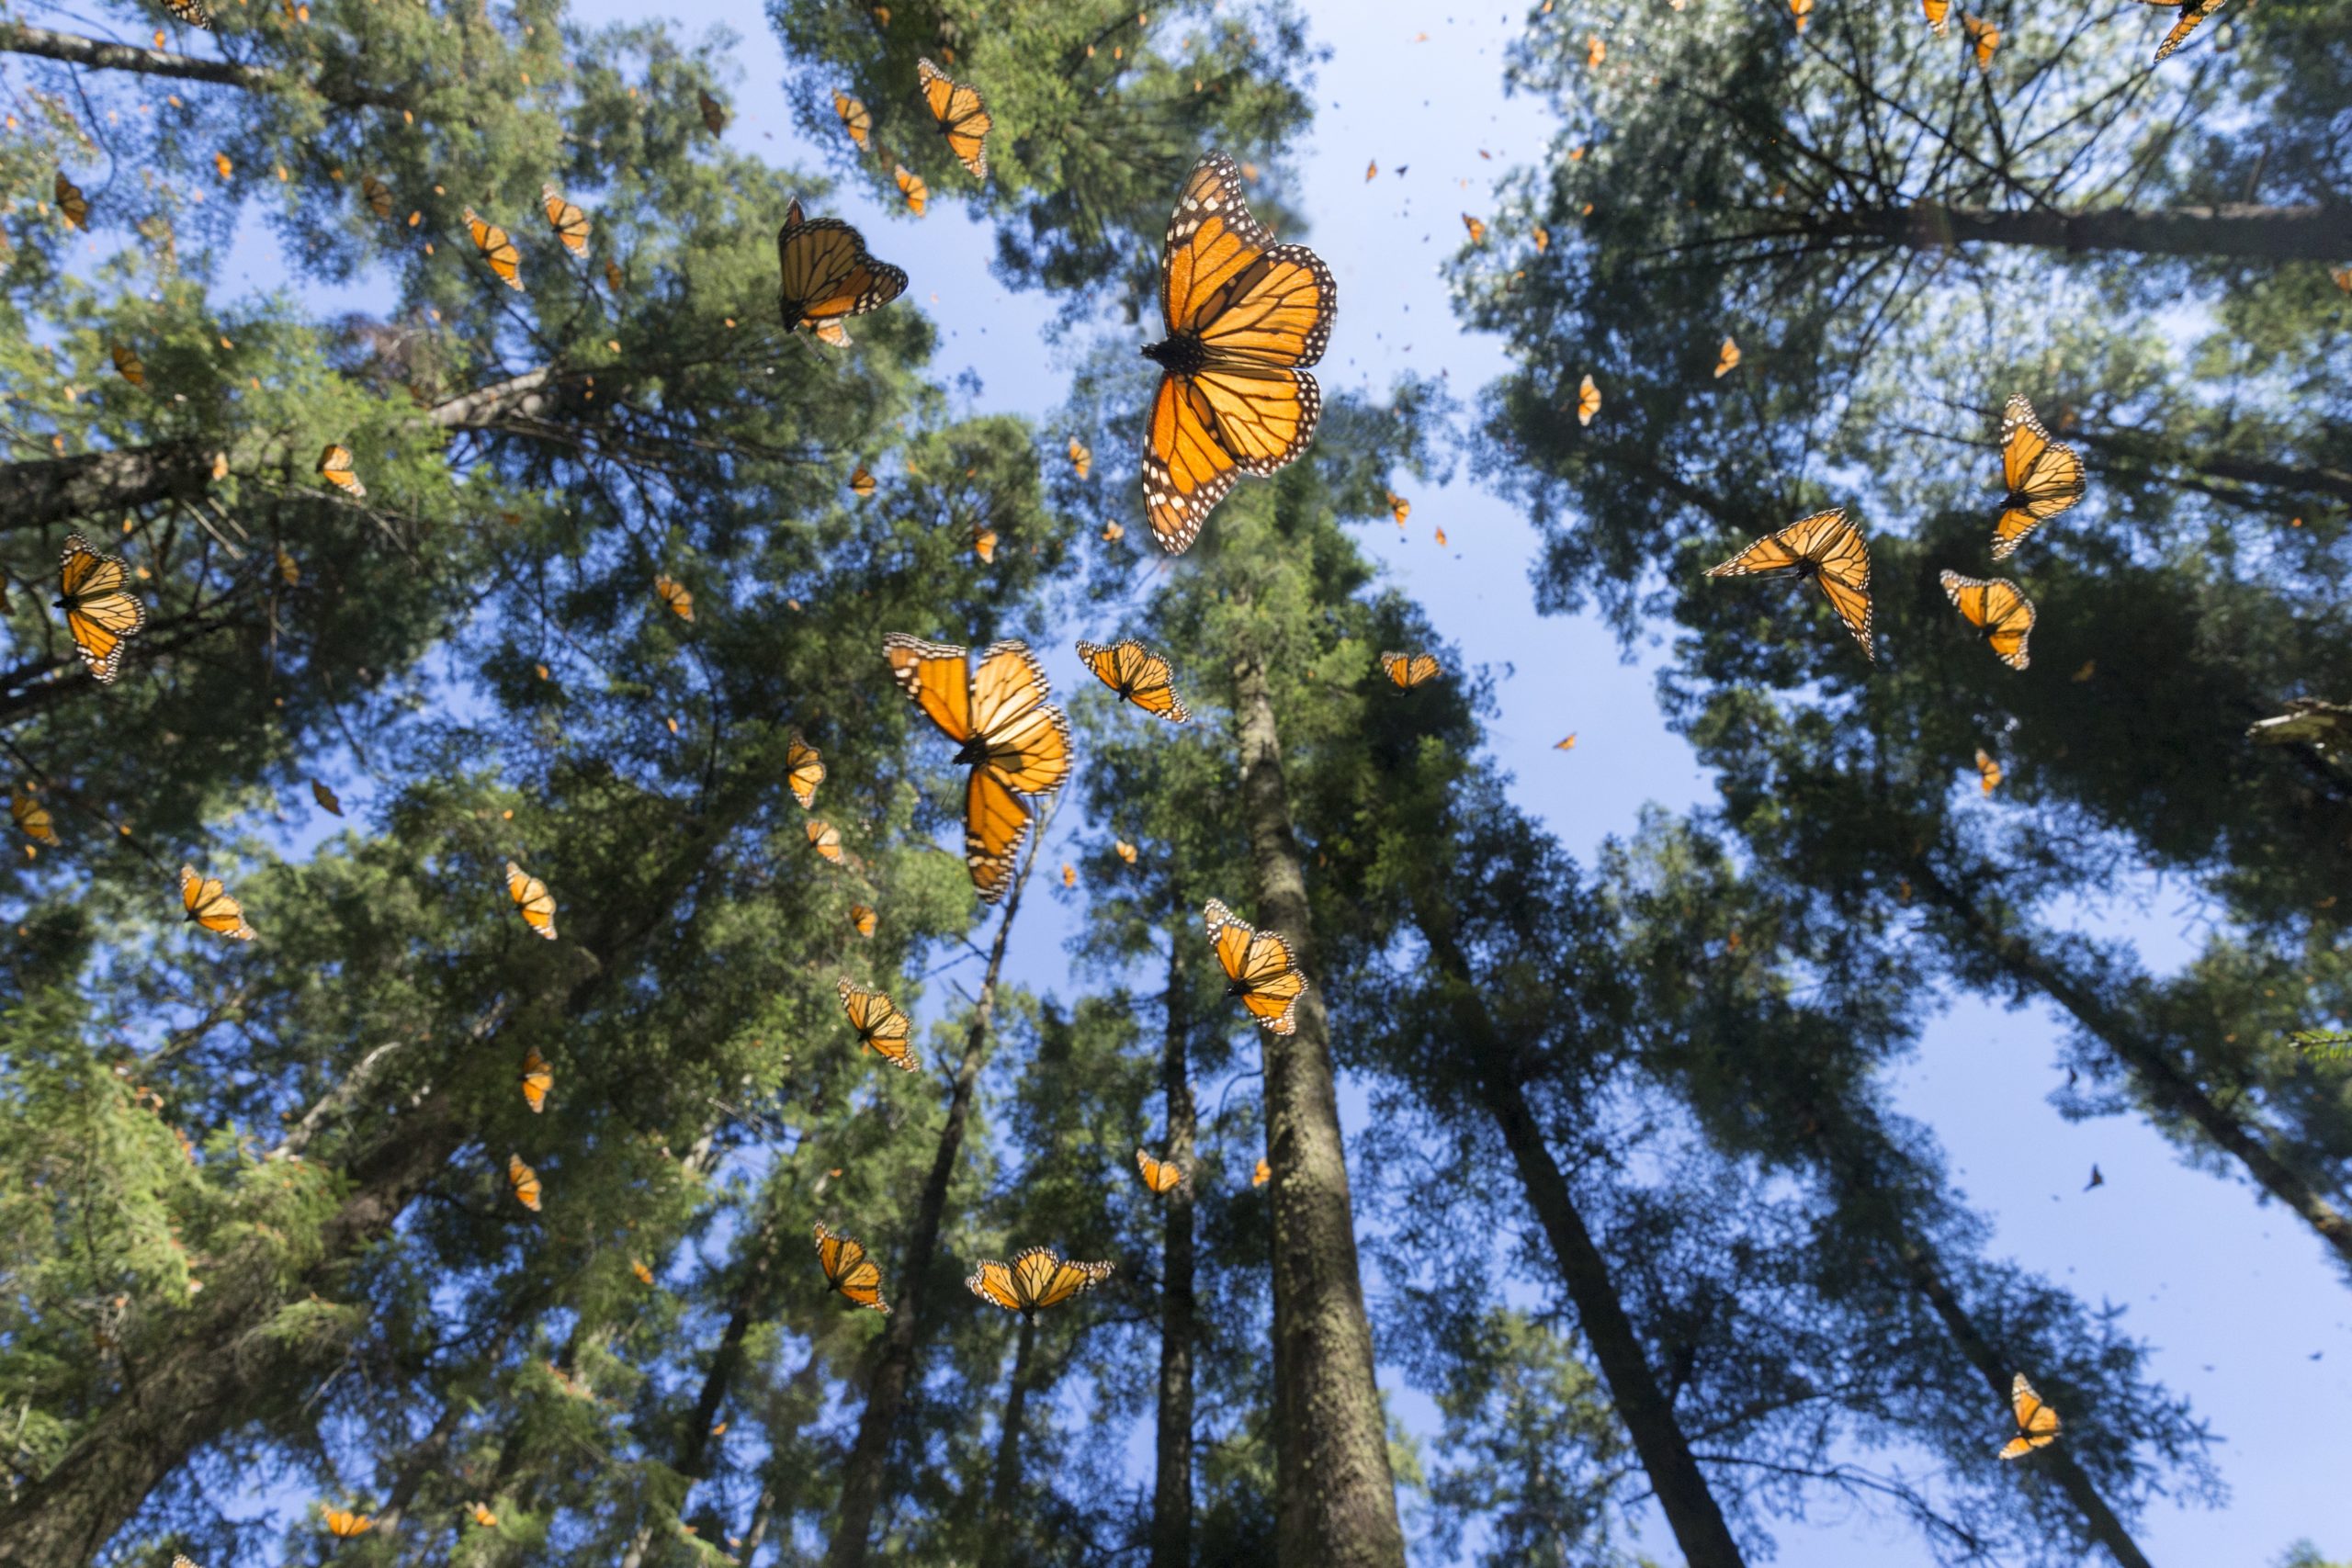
[1149,940,1197,1568]
[1815,201,2352,263]
[1229,653,1406,1568]
[978,1313,1041,1568]
[2073,428,2352,507]
[823,834,1045,1568]
[1911,860,2352,1272]
[0,22,404,108]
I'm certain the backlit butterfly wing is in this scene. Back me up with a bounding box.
[518,1044,552,1113]
[180,864,256,940]
[505,860,558,940]
[1204,897,1307,1035]
[540,183,590,255]
[814,1222,892,1312]
[1714,337,1741,378]
[2145,0,2223,62]
[915,58,990,180]
[1252,1156,1272,1187]
[785,730,825,808]
[311,779,342,816]
[323,1509,374,1538]
[1136,1148,1186,1194]
[838,976,918,1070]
[1922,0,1951,35]
[653,574,694,622]
[882,635,1071,902]
[834,91,873,150]
[1999,1372,2060,1459]
[1068,436,1091,479]
[164,0,212,25]
[464,208,525,291]
[1975,748,2003,795]
[973,527,998,563]
[776,199,907,334]
[12,788,58,847]
[1704,508,1873,660]
[56,534,146,682]
[1379,651,1441,689]
[850,465,877,498]
[1961,12,1997,68]
[850,903,877,936]
[1939,570,2035,671]
[895,164,928,215]
[807,818,844,863]
[54,173,88,230]
[469,1503,499,1528]
[1386,489,1411,525]
[1790,0,1812,30]
[1577,373,1600,426]
[967,1246,1113,1313]
[317,443,367,498]
[1141,152,1337,553]
[1462,213,1487,244]
[111,343,146,387]
[507,1153,542,1212]
[361,174,393,218]
[1992,394,2085,559]
[1076,637,1191,722]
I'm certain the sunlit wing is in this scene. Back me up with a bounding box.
[507,1153,542,1212]
[1144,370,1241,553]
[2148,0,2223,62]
[1939,570,2035,671]
[464,208,525,290]
[1137,1148,1186,1194]
[815,1222,891,1312]
[777,201,907,332]
[965,769,1032,905]
[882,633,976,743]
[505,861,558,941]
[317,443,368,499]
[180,863,257,941]
[785,730,826,809]
[518,1045,552,1113]
[916,57,991,179]
[57,534,146,682]
[540,183,590,254]
[807,818,844,863]
[1999,1372,2060,1458]
[1992,394,2085,559]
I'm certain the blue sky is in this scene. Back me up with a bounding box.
[181,0,2351,1558]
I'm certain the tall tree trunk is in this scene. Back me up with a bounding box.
[978,1314,1041,1568]
[1229,653,1406,1568]
[1901,1251,2154,1568]
[1149,940,1197,1568]
[824,829,1046,1568]
[1810,201,2352,262]
[0,21,403,107]
[2074,429,2352,507]
[1413,912,1749,1568]
[1911,860,2352,1271]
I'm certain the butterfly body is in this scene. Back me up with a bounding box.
[1204,897,1308,1035]
[1999,1371,2060,1459]
[1939,570,2035,671]
[1991,394,2085,559]
[776,198,907,339]
[882,636,1071,902]
[55,535,147,682]
[967,1245,1114,1314]
[1705,507,1873,660]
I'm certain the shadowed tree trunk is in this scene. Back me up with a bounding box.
[0,21,404,107]
[1793,201,2352,263]
[978,1313,1042,1568]
[1150,938,1198,1568]
[1230,651,1406,1568]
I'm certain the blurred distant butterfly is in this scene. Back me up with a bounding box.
[2140,0,2223,62]
[1790,0,1812,29]
[973,528,998,563]
[519,1045,552,1114]
[839,976,917,1070]
[464,207,525,290]
[540,183,590,255]
[181,865,255,941]
[1704,507,1873,660]
[507,1153,542,1212]
[834,90,872,150]
[469,1502,499,1528]
[785,730,825,809]
[1991,394,2084,559]
[775,198,906,340]
[1922,0,1951,34]
[1068,436,1091,479]
[1939,571,2035,671]
[54,173,88,230]
[915,57,990,180]
[361,174,393,219]
[850,465,877,498]
[56,534,146,682]
[807,818,844,863]
[323,1508,373,1539]
[1252,1156,1272,1187]
[12,787,57,847]
[164,0,212,24]
[1380,650,1440,689]
[815,1221,891,1312]
[1077,637,1192,722]
[1462,213,1487,244]
[1386,489,1410,525]
[110,343,146,387]
[1114,839,1138,863]
[895,164,928,215]
[311,779,342,816]
[630,1258,653,1284]
[1713,337,1741,378]
[967,1246,1113,1314]
[1961,12,1997,68]
[316,442,367,498]
[697,88,727,135]
[1136,1148,1186,1194]
[1999,1372,2059,1458]
[850,903,876,937]
[1576,373,1600,426]
[1974,748,2003,795]
[653,574,694,622]
[505,860,558,941]
[1204,897,1307,1035]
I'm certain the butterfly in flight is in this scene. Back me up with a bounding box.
[1999,1372,2060,1459]
[834,91,872,150]
[915,58,990,180]
[1961,12,1998,69]
[316,442,367,498]
[815,1221,892,1312]
[850,465,877,498]
[1252,1156,1272,1187]
[839,976,918,1070]
[967,1246,1114,1314]
[12,787,58,847]
[1713,337,1741,378]
[1921,0,1951,35]
[850,903,877,937]
[53,173,88,230]
[1974,747,2003,795]
[1077,637,1192,722]
[164,0,211,25]
[1991,394,2085,559]
[1379,650,1440,690]
[181,865,256,941]
[505,860,558,941]
[464,208,525,291]
[469,1502,500,1528]
[1462,213,1487,244]
[882,636,1072,903]
[507,1153,542,1212]
[1136,1148,1186,1194]
[776,198,907,340]
[1939,571,2035,671]
[1385,489,1410,525]
[360,174,393,219]
[807,818,844,863]
[785,730,825,809]
[311,779,343,816]
[1140,152,1337,553]
[540,183,590,255]
[652,574,694,622]
[630,1258,654,1284]
[323,1508,374,1538]
[697,88,727,135]
[1068,436,1091,479]
[1204,897,1308,1035]
[2140,0,2224,62]
[110,342,146,387]
[895,164,928,216]
[1576,373,1600,426]
[1704,508,1873,660]
[55,534,146,682]
[518,1044,552,1113]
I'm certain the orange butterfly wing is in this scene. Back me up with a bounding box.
[507,1153,542,1212]
[180,863,257,941]
[814,1222,892,1312]
[916,58,990,179]
[464,208,525,290]
[505,861,558,940]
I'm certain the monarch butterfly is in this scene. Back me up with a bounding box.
[1114,839,1138,863]
[850,903,876,937]
[507,1153,542,1212]
[317,442,367,499]
[463,208,525,291]
[1555,732,1577,750]
[1587,34,1605,67]
[915,58,991,180]
[1574,373,1602,427]
[110,343,146,387]
[882,635,1073,903]
[776,198,907,338]
[1061,863,1077,887]
[1251,1156,1272,1187]
[1922,0,1950,35]
[2074,660,2097,682]
[361,174,393,218]
[785,730,825,809]
[277,547,301,586]
[55,534,147,682]
[518,1044,552,1113]
[1939,570,2036,671]
[12,787,57,847]
[1790,0,1811,30]
[54,173,88,229]
[1204,897,1307,1035]
[1704,507,1873,660]
[1136,1148,1185,1194]
[1961,12,1997,69]
[1991,395,2085,560]
[850,465,877,498]
[1380,650,1441,689]
[1140,152,1337,553]
[540,183,590,255]
[2141,0,2224,62]
[1999,1372,2060,1459]
[1101,520,1125,543]
[966,1246,1113,1314]
[164,0,212,25]
[838,976,918,1070]
[1386,489,1410,525]
[171,1557,200,1568]
[2334,265,2352,294]
[505,860,558,941]
[1076,637,1192,722]
[630,1258,654,1284]
[653,574,695,622]
[180,864,256,940]
[469,1502,500,1528]
[604,256,624,292]
[1462,213,1487,244]
[814,1221,892,1312]
[1714,337,1741,378]
[834,90,872,151]
[311,779,342,816]
[1068,436,1091,479]
[812,318,853,347]
[895,164,928,216]
[697,88,727,135]
[807,818,844,863]
[1532,224,1549,253]
[323,1508,373,1538]
[973,527,998,563]
[1974,748,2002,795]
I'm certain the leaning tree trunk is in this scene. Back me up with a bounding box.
[1149,938,1198,1568]
[1812,200,2352,263]
[978,1314,1042,1568]
[1230,652,1406,1568]
[824,828,1045,1568]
